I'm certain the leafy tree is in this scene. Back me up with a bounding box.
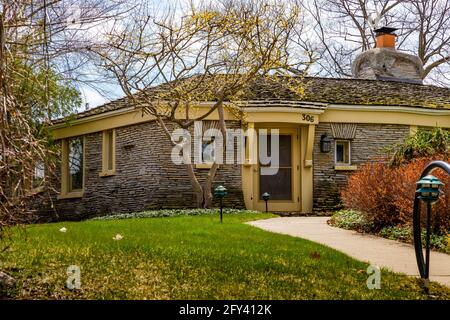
[95,0,309,207]
[388,127,450,167]
[0,0,122,245]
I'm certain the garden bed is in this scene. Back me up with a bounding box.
[329,210,450,254]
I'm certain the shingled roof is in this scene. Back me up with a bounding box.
[55,76,450,124]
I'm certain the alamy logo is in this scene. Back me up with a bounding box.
[170,121,280,175]
[366,265,381,290]
[66,265,81,290]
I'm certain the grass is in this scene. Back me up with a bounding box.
[1,212,449,300]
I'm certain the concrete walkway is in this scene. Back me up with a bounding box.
[248,217,450,287]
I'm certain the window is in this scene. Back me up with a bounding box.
[335,140,351,165]
[68,137,84,191]
[259,134,292,200]
[101,129,116,176]
[33,161,45,190]
[59,136,84,198]
[202,137,215,163]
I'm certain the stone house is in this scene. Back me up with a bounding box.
[34,28,450,220]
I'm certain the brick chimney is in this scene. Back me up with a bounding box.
[352,26,424,84]
[375,26,397,49]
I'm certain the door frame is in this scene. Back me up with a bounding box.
[252,126,301,212]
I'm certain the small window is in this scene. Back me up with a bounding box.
[335,140,351,165]
[101,129,116,176]
[202,137,215,163]
[59,136,85,198]
[33,161,45,189]
[68,137,84,191]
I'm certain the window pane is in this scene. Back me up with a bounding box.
[259,168,292,200]
[336,141,350,164]
[336,143,344,163]
[344,142,349,163]
[33,161,44,188]
[107,130,114,170]
[260,135,291,167]
[278,135,291,167]
[202,139,215,163]
[69,137,83,191]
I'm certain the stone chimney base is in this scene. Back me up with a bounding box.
[352,48,424,84]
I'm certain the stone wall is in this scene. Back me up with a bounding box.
[36,120,245,221]
[34,119,412,220]
[352,48,424,82]
[313,123,410,213]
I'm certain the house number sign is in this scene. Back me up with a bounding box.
[301,114,315,123]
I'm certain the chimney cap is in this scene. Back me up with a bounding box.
[374,26,398,35]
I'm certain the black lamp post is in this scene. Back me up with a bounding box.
[262,192,270,212]
[320,134,332,153]
[214,185,227,223]
[415,174,443,293]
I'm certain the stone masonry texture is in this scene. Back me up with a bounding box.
[313,123,410,213]
[35,120,410,220]
[36,120,245,221]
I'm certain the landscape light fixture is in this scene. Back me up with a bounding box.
[415,174,444,294]
[214,185,227,223]
[262,192,270,213]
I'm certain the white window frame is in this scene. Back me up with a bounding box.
[334,140,351,166]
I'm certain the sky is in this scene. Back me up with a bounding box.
[73,0,184,110]
[74,0,450,111]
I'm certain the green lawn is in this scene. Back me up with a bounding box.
[1,212,449,299]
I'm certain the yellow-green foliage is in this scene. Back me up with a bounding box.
[388,127,450,167]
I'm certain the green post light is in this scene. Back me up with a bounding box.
[262,192,270,213]
[416,175,443,203]
[214,185,227,223]
[415,174,443,294]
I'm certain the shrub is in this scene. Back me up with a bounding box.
[379,225,449,253]
[447,234,450,252]
[393,157,450,234]
[425,232,449,253]
[341,156,450,233]
[379,225,412,241]
[341,161,399,231]
[90,208,261,221]
[329,210,373,232]
[388,127,450,167]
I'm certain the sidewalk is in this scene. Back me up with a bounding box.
[248,217,450,287]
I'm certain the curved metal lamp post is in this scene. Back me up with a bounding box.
[214,185,227,223]
[413,160,450,294]
[262,192,270,213]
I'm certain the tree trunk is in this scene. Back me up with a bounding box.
[186,163,204,207]
[202,163,219,208]
[166,101,228,209]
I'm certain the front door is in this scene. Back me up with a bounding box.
[253,128,300,212]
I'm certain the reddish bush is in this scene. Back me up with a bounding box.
[341,156,450,233]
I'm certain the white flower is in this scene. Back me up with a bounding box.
[59,227,67,233]
[113,234,123,241]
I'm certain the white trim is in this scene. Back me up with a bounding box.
[51,102,450,131]
[51,106,135,129]
[244,107,325,114]
[328,104,450,115]
[335,140,351,166]
[335,165,358,171]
